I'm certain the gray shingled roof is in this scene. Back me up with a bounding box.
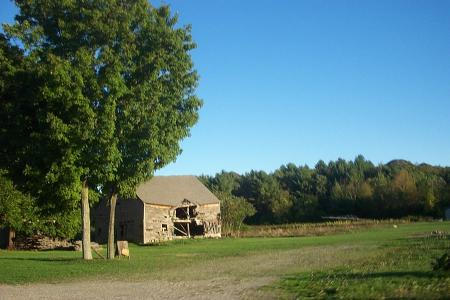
[135,176,220,206]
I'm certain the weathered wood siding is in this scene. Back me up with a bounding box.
[144,204,173,243]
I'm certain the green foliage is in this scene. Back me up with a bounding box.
[0,170,37,235]
[215,191,255,235]
[102,2,202,198]
[205,156,450,226]
[291,193,320,221]
[3,0,201,194]
[238,170,292,223]
[0,4,99,238]
[201,171,241,195]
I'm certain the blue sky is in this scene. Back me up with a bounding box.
[2,0,450,175]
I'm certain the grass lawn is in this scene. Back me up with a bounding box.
[0,222,449,298]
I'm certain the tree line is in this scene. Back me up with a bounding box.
[201,155,450,227]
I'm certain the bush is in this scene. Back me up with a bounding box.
[215,191,255,236]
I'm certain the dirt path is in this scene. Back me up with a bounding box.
[0,277,275,300]
[0,245,371,299]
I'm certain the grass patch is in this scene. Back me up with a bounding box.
[273,228,450,299]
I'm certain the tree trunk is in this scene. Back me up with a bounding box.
[81,180,92,260]
[107,192,118,260]
[7,227,15,250]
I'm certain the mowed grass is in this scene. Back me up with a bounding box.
[0,222,449,299]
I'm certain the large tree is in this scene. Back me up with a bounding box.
[1,0,141,259]
[102,5,201,259]
[2,1,201,259]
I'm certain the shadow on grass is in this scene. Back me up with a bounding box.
[397,235,449,242]
[285,270,445,283]
[336,270,442,280]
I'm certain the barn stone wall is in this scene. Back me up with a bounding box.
[143,203,221,243]
[144,204,173,243]
[196,204,221,238]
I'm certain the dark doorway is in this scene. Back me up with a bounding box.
[189,221,205,236]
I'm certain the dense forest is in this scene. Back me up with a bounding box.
[200,155,450,226]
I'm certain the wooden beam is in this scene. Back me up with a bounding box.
[187,222,190,238]
[173,225,188,236]
[171,219,191,223]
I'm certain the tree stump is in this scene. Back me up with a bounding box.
[116,240,130,259]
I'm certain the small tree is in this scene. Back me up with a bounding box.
[0,170,37,249]
[216,191,255,236]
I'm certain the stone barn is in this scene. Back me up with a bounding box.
[93,176,221,244]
